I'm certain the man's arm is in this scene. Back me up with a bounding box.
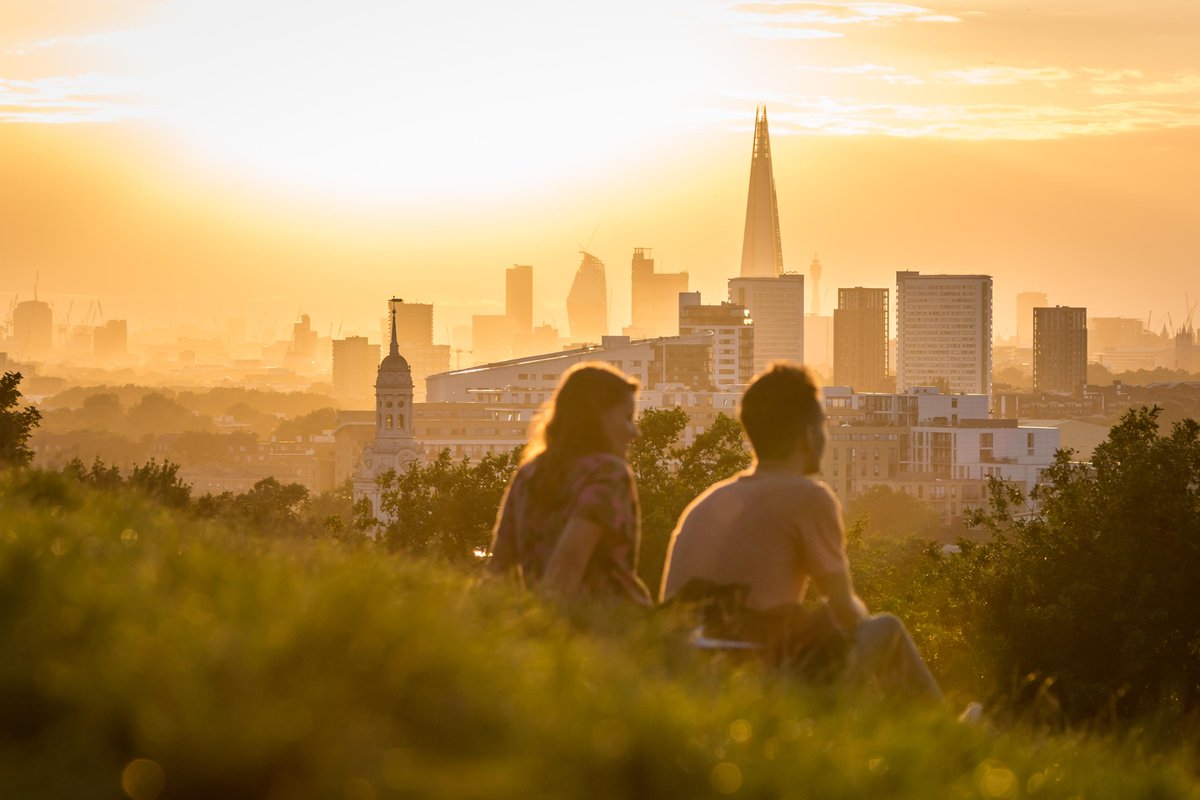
[542,514,604,596]
[813,568,868,631]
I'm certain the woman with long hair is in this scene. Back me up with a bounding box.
[490,362,651,605]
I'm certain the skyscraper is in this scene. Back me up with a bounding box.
[1033,306,1087,393]
[12,298,52,354]
[93,320,128,361]
[385,299,449,403]
[332,335,381,409]
[506,264,533,337]
[629,247,688,338]
[896,271,993,395]
[387,299,433,347]
[740,105,784,278]
[834,287,889,392]
[566,251,607,342]
[728,274,804,374]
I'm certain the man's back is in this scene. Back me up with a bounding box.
[659,466,848,610]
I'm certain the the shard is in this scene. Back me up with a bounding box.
[740,105,785,278]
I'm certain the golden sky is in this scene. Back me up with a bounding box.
[2,1,1198,341]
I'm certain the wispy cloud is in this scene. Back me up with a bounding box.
[727,1,959,38]
[936,66,1073,86]
[3,31,132,56]
[1085,69,1200,96]
[713,93,1200,140]
[734,25,845,39]
[0,74,143,123]
[794,62,926,84]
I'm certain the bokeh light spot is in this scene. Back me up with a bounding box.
[121,758,165,800]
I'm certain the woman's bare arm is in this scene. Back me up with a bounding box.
[542,514,604,596]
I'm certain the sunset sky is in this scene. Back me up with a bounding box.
[2,1,1198,342]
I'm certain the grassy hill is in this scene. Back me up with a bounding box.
[1,470,1197,799]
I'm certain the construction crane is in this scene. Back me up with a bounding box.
[57,299,74,343]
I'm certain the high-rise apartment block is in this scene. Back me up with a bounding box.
[629,247,688,338]
[566,252,607,343]
[93,320,128,361]
[332,336,382,409]
[678,292,754,388]
[385,299,449,402]
[1016,291,1047,347]
[895,271,992,395]
[1033,306,1087,393]
[12,298,52,354]
[740,106,784,278]
[1088,317,1146,358]
[288,314,318,361]
[506,264,533,339]
[388,299,433,348]
[728,274,804,375]
[834,287,889,392]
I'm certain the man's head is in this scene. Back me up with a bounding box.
[739,361,825,472]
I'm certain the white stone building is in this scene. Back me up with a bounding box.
[353,300,424,528]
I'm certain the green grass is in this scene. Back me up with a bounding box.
[1,470,1197,799]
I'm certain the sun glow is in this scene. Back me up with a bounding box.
[116,1,725,201]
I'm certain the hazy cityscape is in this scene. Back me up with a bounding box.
[3,3,1199,797]
[5,103,1198,530]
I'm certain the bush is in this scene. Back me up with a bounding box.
[378,449,521,562]
[960,407,1200,720]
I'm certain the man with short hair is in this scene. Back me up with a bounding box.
[660,362,942,699]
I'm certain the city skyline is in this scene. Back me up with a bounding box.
[1,2,1197,340]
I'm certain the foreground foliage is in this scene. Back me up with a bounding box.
[0,371,42,467]
[961,407,1200,720]
[2,471,1198,800]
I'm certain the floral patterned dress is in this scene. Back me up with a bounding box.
[490,452,651,604]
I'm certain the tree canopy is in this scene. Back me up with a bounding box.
[0,372,42,468]
[962,406,1200,719]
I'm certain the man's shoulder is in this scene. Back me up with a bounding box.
[682,469,752,509]
[712,468,836,500]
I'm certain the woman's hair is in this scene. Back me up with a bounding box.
[523,363,639,498]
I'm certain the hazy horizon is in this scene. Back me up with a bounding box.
[3,1,1198,343]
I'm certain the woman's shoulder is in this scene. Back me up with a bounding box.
[509,458,541,488]
[573,452,633,481]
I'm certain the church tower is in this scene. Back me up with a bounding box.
[740,105,785,278]
[376,297,415,438]
[353,297,424,529]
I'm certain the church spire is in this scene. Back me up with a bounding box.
[388,296,400,357]
[740,105,785,278]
